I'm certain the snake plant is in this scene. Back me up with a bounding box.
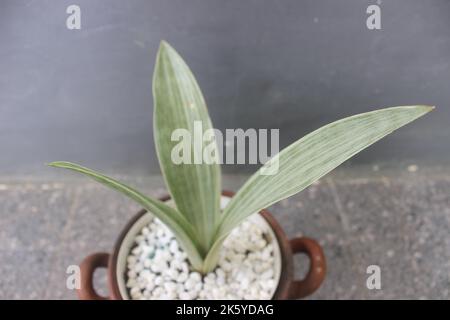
[49,41,432,273]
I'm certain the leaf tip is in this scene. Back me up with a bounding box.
[400,105,435,117]
[47,161,59,167]
[154,40,177,78]
[158,40,168,51]
[159,39,169,47]
[415,105,435,112]
[416,105,435,117]
[158,40,175,56]
[47,161,71,168]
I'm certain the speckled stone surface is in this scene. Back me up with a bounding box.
[0,168,449,299]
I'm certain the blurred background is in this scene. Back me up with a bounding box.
[0,0,449,299]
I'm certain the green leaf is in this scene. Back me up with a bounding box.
[201,232,228,273]
[218,105,433,236]
[47,161,205,270]
[153,41,221,251]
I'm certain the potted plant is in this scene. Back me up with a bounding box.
[49,41,432,300]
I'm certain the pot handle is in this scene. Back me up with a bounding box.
[289,237,326,299]
[77,252,110,300]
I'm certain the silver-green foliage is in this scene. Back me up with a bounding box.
[49,41,432,273]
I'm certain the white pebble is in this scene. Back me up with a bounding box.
[184,278,196,290]
[164,281,177,292]
[125,215,278,300]
[190,272,202,282]
[169,240,179,253]
[179,291,192,300]
[176,272,188,283]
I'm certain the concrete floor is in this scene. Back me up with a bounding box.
[1,166,449,299]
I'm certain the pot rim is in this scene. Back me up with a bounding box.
[107,190,294,300]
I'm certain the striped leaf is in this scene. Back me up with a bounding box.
[217,106,433,238]
[47,161,205,270]
[153,41,221,251]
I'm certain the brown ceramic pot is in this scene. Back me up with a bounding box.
[77,191,326,300]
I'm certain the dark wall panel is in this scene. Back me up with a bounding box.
[1,0,448,175]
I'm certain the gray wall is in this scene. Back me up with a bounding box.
[1,0,449,175]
